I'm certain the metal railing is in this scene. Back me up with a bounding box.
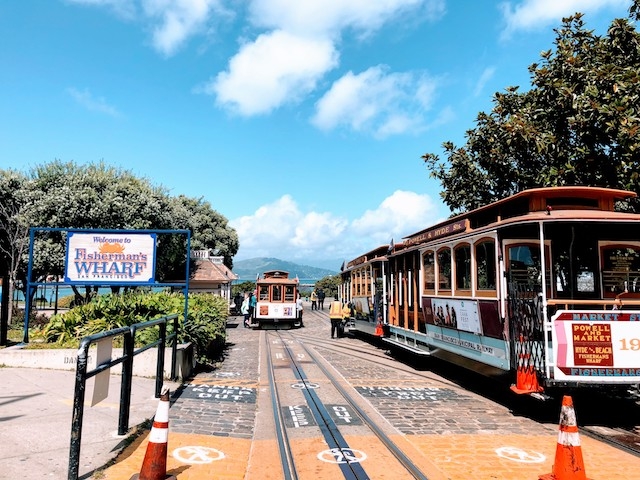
[68,314,179,480]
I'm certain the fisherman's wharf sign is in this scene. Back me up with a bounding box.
[64,232,157,284]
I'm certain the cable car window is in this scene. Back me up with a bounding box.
[423,251,435,290]
[508,245,541,287]
[272,285,282,302]
[475,240,496,290]
[601,245,640,296]
[455,244,471,290]
[259,286,269,301]
[284,285,295,301]
[437,248,451,290]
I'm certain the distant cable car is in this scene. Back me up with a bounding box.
[254,270,301,329]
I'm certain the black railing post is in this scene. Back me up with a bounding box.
[171,315,178,381]
[68,339,90,480]
[68,315,180,477]
[156,322,166,398]
[118,328,134,435]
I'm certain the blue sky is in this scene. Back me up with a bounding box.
[0,0,631,270]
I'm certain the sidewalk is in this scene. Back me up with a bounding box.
[0,366,180,479]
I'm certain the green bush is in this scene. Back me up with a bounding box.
[41,291,227,363]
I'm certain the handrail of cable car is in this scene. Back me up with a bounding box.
[546,298,640,309]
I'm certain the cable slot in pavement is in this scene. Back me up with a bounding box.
[276,331,371,480]
[298,338,431,480]
[265,332,298,480]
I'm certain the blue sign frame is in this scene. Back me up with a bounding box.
[22,227,191,343]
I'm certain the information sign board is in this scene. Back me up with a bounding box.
[552,310,640,382]
[64,232,156,284]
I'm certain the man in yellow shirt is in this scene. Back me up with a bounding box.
[329,301,351,338]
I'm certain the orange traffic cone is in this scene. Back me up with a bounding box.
[375,322,383,336]
[539,395,591,480]
[130,388,177,480]
[510,336,543,394]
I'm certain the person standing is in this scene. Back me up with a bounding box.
[317,289,325,310]
[310,289,318,310]
[241,293,250,328]
[234,292,243,316]
[329,300,343,339]
[296,292,304,327]
[248,291,257,325]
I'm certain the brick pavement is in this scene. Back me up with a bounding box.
[101,314,260,480]
[99,306,640,480]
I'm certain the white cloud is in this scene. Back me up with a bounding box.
[208,0,445,119]
[248,0,445,38]
[473,66,496,97]
[351,190,441,243]
[68,0,447,127]
[231,191,443,264]
[68,0,223,55]
[142,0,222,56]
[500,0,627,37]
[67,87,121,116]
[312,66,437,137]
[231,195,347,260]
[65,0,137,19]
[206,30,339,116]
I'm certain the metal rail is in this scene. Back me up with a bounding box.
[264,332,298,480]
[67,314,179,480]
[296,337,429,480]
[275,331,370,479]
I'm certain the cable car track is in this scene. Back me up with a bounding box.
[291,323,640,461]
[264,329,432,479]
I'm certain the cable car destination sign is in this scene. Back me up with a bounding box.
[64,232,157,284]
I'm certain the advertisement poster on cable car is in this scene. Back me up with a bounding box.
[64,232,157,284]
[551,310,640,382]
[429,298,482,335]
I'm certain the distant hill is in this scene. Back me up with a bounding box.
[233,257,338,281]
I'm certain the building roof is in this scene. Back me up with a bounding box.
[191,257,238,283]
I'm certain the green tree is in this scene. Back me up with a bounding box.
[0,169,29,328]
[232,281,255,297]
[423,11,640,213]
[168,195,239,268]
[0,160,238,316]
[314,275,342,299]
[630,0,640,21]
[18,160,176,302]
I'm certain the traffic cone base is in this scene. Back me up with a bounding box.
[511,343,544,394]
[375,322,383,336]
[130,388,177,480]
[510,365,544,394]
[539,395,592,480]
[130,474,176,480]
